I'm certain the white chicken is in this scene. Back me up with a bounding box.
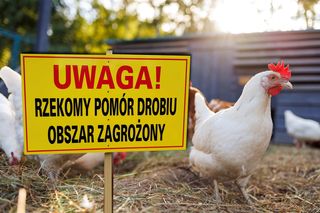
[0,93,21,164]
[37,153,86,180]
[284,110,320,148]
[0,66,24,150]
[190,61,293,203]
[37,152,126,180]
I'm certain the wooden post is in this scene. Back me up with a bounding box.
[104,153,113,213]
[105,49,113,213]
[17,188,26,213]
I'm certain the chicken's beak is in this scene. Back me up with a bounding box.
[281,81,293,89]
[280,79,293,89]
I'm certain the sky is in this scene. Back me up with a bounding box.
[64,0,320,34]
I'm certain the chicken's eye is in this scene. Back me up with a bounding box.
[270,76,277,80]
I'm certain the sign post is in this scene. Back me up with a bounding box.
[21,53,190,212]
[105,51,113,213]
[104,153,112,212]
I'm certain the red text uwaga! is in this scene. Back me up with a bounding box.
[53,64,162,89]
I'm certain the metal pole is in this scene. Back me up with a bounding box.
[35,0,52,52]
[10,34,21,68]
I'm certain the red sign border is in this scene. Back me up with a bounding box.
[21,54,190,153]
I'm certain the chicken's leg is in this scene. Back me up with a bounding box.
[294,138,304,149]
[213,179,221,202]
[235,176,252,205]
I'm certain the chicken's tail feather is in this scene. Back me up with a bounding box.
[0,66,21,93]
[195,92,214,125]
[284,110,294,122]
[285,110,320,126]
[0,93,14,116]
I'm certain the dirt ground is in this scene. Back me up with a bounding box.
[1,144,320,212]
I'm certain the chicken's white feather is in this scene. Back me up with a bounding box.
[0,93,21,164]
[284,110,320,141]
[194,93,215,131]
[0,66,21,94]
[80,194,94,210]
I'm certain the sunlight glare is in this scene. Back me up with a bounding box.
[211,0,307,34]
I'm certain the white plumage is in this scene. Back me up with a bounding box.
[284,110,320,146]
[0,66,23,164]
[0,92,21,164]
[190,70,293,203]
[0,66,24,151]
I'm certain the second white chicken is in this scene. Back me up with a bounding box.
[284,110,320,148]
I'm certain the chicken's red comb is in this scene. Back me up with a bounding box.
[268,61,291,80]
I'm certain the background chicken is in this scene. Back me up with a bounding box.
[188,86,204,141]
[190,61,293,203]
[68,152,127,172]
[188,86,234,141]
[37,154,85,180]
[208,99,234,113]
[0,92,21,164]
[284,110,320,148]
[0,66,24,151]
[39,152,127,179]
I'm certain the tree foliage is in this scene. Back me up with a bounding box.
[298,0,320,28]
[56,0,216,52]
[0,0,37,67]
[0,0,69,66]
[0,0,217,60]
[0,0,319,67]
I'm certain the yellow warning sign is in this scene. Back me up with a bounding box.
[21,54,190,154]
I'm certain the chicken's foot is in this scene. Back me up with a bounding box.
[294,138,304,149]
[235,177,252,205]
